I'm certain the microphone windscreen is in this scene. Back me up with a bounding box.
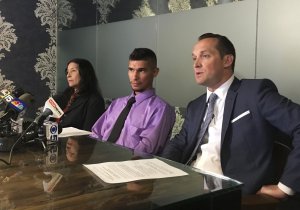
[19,93,34,106]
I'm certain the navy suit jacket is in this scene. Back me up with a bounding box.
[162,78,300,194]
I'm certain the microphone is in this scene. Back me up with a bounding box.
[34,97,64,126]
[0,89,27,121]
[18,92,34,106]
[10,91,34,135]
[11,88,34,116]
[7,98,26,114]
[0,89,11,105]
[12,87,25,98]
[0,89,34,153]
[31,98,63,150]
[0,98,63,163]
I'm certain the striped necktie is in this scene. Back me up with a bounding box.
[186,93,218,164]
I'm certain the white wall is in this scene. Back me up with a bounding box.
[256,0,300,104]
[96,17,158,98]
[57,25,97,92]
[156,0,256,106]
[57,0,300,106]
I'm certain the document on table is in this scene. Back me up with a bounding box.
[83,158,188,184]
[58,127,92,137]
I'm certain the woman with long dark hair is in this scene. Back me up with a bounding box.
[54,58,105,131]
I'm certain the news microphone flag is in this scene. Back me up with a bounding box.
[44,121,59,142]
[0,89,26,110]
[8,98,26,112]
[0,89,15,104]
[43,97,64,119]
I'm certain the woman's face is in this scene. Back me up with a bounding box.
[66,62,81,89]
[66,138,79,162]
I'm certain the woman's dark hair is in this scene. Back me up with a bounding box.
[65,58,101,94]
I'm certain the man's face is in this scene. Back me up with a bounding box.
[128,60,159,94]
[192,38,232,91]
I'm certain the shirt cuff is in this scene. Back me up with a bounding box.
[278,182,295,196]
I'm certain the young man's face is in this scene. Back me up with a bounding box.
[192,38,233,91]
[128,60,159,94]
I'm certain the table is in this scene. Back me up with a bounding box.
[0,135,242,210]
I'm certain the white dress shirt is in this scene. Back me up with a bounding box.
[192,75,234,174]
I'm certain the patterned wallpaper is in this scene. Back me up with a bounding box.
[0,0,242,118]
[59,0,242,30]
[0,0,57,118]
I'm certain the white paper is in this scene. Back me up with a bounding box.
[83,158,188,184]
[58,127,92,138]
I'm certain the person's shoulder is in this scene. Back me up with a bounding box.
[152,95,173,108]
[83,91,96,98]
[88,91,103,99]
[84,91,105,105]
[112,95,128,102]
[240,78,277,89]
[53,88,72,102]
[187,94,206,107]
[106,95,128,108]
[241,78,274,84]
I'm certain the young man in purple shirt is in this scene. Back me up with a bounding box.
[91,48,175,155]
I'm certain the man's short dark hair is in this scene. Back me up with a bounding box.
[198,33,236,71]
[129,48,157,67]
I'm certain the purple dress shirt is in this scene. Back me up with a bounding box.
[91,89,175,155]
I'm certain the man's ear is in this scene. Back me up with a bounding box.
[153,68,159,77]
[223,55,234,69]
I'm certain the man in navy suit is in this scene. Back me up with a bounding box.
[162,33,300,199]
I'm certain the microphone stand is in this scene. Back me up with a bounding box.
[0,121,36,165]
[35,125,47,151]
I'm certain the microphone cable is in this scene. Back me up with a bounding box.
[0,121,36,165]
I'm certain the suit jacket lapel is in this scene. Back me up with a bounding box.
[221,77,240,145]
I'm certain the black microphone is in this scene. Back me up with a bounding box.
[1,90,34,135]
[34,109,53,126]
[0,89,27,121]
[0,98,63,164]
[0,89,26,137]
[9,89,34,118]
[12,87,25,98]
[18,92,34,107]
[0,89,35,153]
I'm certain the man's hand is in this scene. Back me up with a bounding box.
[257,185,288,199]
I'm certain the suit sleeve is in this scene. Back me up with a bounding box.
[257,79,300,193]
[161,101,193,163]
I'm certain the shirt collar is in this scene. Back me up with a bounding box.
[129,88,156,104]
[206,75,234,102]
